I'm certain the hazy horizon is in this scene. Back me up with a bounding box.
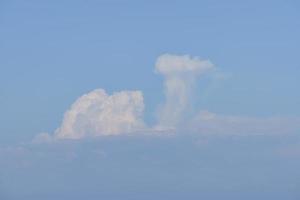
[1,0,300,199]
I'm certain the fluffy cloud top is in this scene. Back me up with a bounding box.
[155,54,214,129]
[155,54,213,75]
[54,89,145,139]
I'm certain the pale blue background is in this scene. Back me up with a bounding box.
[0,1,300,199]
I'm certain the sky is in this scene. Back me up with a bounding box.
[1,0,300,199]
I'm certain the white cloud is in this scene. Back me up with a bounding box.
[155,54,214,129]
[36,54,300,140]
[155,54,213,75]
[190,110,300,135]
[54,89,145,139]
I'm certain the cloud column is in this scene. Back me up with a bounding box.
[155,54,214,130]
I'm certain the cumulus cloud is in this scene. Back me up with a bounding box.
[54,89,145,139]
[190,110,300,135]
[155,54,214,129]
[37,53,300,140]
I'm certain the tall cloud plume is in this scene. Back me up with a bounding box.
[155,54,214,129]
[54,89,145,139]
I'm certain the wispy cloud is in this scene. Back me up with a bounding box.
[190,110,300,135]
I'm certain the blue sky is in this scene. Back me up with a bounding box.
[1,0,300,199]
